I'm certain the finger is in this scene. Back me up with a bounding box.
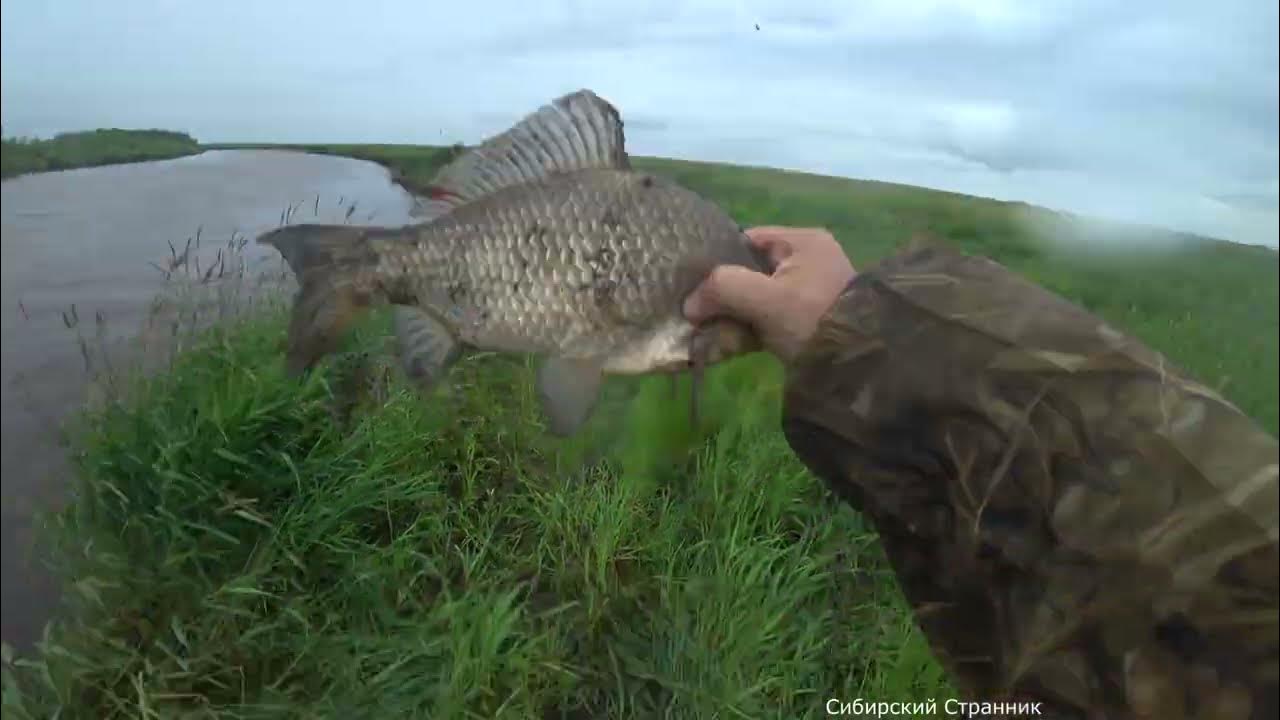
[684,264,780,324]
[747,226,840,263]
[743,227,796,266]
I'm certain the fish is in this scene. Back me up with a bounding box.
[257,88,772,436]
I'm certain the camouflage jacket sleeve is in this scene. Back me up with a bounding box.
[780,244,1278,720]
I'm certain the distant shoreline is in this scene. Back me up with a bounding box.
[201,142,464,200]
[6,135,1271,253]
[0,129,202,179]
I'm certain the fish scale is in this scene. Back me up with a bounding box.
[259,88,772,436]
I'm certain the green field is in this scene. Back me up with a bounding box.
[0,129,201,178]
[3,143,1277,718]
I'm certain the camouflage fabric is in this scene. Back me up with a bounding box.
[781,244,1278,719]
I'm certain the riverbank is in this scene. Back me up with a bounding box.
[1,130,201,179]
[0,149,422,694]
[2,146,1276,717]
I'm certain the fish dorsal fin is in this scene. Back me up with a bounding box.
[422,89,630,217]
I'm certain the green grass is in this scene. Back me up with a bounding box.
[2,143,1276,718]
[1,129,201,179]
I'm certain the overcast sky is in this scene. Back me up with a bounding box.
[2,0,1277,247]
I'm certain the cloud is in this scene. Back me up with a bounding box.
[1,0,1276,246]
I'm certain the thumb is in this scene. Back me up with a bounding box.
[684,264,778,325]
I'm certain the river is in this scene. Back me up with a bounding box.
[0,149,420,651]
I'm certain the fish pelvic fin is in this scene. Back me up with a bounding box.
[392,306,462,394]
[258,224,384,376]
[421,89,631,218]
[537,357,606,437]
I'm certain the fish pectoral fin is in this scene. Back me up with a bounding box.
[687,322,729,429]
[689,325,718,429]
[537,357,605,437]
[420,89,630,219]
[393,306,462,394]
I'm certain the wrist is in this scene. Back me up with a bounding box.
[780,277,861,366]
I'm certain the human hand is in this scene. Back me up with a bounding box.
[685,226,856,362]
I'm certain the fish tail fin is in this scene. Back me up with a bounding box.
[258,224,383,375]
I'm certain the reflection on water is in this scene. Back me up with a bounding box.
[0,149,419,651]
